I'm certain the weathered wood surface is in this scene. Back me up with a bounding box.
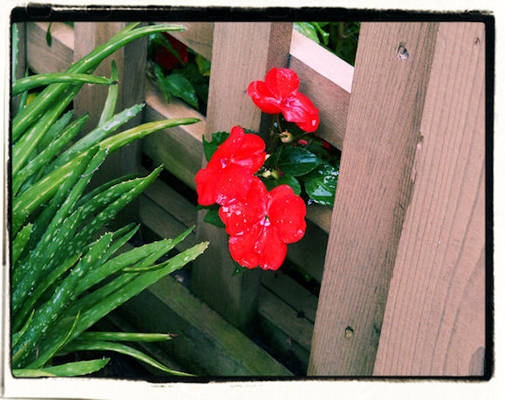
[289,29,353,150]
[167,22,214,60]
[373,22,486,376]
[119,274,292,376]
[191,22,293,331]
[26,22,73,74]
[308,22,440,376]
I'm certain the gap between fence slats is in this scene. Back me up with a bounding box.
[373,22,486,376]
[308,22,440,376]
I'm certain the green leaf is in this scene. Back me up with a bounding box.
[12,310,34,348]
[98,60,119,126]
[37,110,73,151]
[13,359,109,377]
[61,340,192,376]
[12,73,115,96]
[12,223,32,266]
[277,146,321,176]
[195,54,211,77]
[46,23,53,46]
[202,131,229,162]
[150,32,184,64]
[262,173,301,195]
[303,161,339,206]
[153,62,172,103]
[294,22,321,44]
[164,73,198,109]
[313,22,330,45]
[12,23,186,140]
[78,331,176,342]
[38,242,208,362]
[203,208,225,228]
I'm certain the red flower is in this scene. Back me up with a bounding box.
[247,68,320,132]
[219,177,306,270]
[154,33,189,71]
[195,127,266,206]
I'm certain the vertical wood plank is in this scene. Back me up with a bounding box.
[73,23,147,224]
[191,22,293,331]
[373,23,485,376]
[308,22,439,376]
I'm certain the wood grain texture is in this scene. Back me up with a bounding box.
[26,22,73,73]
[167,22,214,60]
[308,23,440,376]
[191,23,293,331]
[289,30,353,150]
[373,23,486,376]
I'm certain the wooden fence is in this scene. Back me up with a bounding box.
[21,20,485,376]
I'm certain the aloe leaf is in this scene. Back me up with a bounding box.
[13,254,81,332]
[48,103,144,173]
[12,234,113,367]
[12,24,19,82]
[99,118,200,153]
[12,24,185,141]
[75,173,138,208]
[13,359,109,377]
[74,227,191,297]
[27,311,81,369]
[70,167,163,251]
[37,110,73,150]
[12,310,35,348]
[12,85,82,175]
[12,223,32,266]
[78,331,176,342]
[12,73,115,96]
[16,86,29,115]
[12,148,95,235]
[13,114,89,196]
[98,60,119,126]
[61,340,192,376]
[39,242,208,362]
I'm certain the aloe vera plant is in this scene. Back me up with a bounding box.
[10,23,207,377]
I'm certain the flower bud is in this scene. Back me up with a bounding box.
[280,131,294,143]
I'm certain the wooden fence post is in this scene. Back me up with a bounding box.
[72,23,147,223]
[373,22,486,376]
[308,22,439,375]
[191,22,293,331]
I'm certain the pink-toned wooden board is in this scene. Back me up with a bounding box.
[373,22,486,376]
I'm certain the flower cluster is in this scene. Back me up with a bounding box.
[195,67,335,271]
[196,127,306,270]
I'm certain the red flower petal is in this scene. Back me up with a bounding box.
[195,167,218,206]
[264,68,299,99]
[280,92,320,132]
[214,164,254,206]
[247,81,282,114]
[228,223,287,270]
[219,177,267,236]
[268,185,306,243]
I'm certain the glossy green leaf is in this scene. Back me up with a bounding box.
[153,62,172,103]
[262,173,301,195]
[203,208,225,228]
[294,22,321,44]
[12,310,34,348]
[303,161,339,206]
[164,73,198,108]
[277,146,321,177]
[61,340,192,376]
[202,131,229,162]
[195,54,211,77]
[13,359,109,377]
